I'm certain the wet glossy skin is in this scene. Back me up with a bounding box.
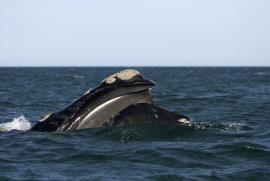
[31,70,191,132]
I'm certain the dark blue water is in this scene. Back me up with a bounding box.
[0,67,269,180]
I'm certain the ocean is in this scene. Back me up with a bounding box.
[0,67,269,180]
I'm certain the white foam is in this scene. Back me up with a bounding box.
[0,115,31,131]
[188,121,245,131]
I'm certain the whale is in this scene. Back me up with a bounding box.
[31,69,192,132]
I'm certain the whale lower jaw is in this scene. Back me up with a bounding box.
[65,90,153,131]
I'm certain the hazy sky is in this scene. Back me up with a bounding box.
[0,0,269,66]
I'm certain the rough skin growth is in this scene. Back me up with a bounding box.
[104,69,140,84]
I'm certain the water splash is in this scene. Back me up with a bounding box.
[0,115,31,131]
[187,121,249,131]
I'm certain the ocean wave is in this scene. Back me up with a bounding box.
[211,142,270,161]
[254,72,269,76]
[188,121,250,131]
[73,75,84,79]
[68,121,250,142]
[0,116,31,132]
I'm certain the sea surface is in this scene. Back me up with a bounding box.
[0,67,269,180]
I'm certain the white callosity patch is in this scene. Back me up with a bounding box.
[83,88,92,95]
[177,118,191,124]
[39,113,52,122]
[104,69,140,84]
[0,115,31,131]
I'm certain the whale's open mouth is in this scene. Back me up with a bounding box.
[68,70,156,130]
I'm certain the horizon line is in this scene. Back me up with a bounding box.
[0,65,269,68]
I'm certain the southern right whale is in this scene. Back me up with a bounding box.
[31,69,192,132]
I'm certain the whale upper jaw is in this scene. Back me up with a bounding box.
[86,73,156,97]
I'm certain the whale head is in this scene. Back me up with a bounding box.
[83,69,156,97]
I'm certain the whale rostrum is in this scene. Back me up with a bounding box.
[31,69,192,132]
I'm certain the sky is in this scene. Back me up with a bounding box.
[0,0,269,66]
